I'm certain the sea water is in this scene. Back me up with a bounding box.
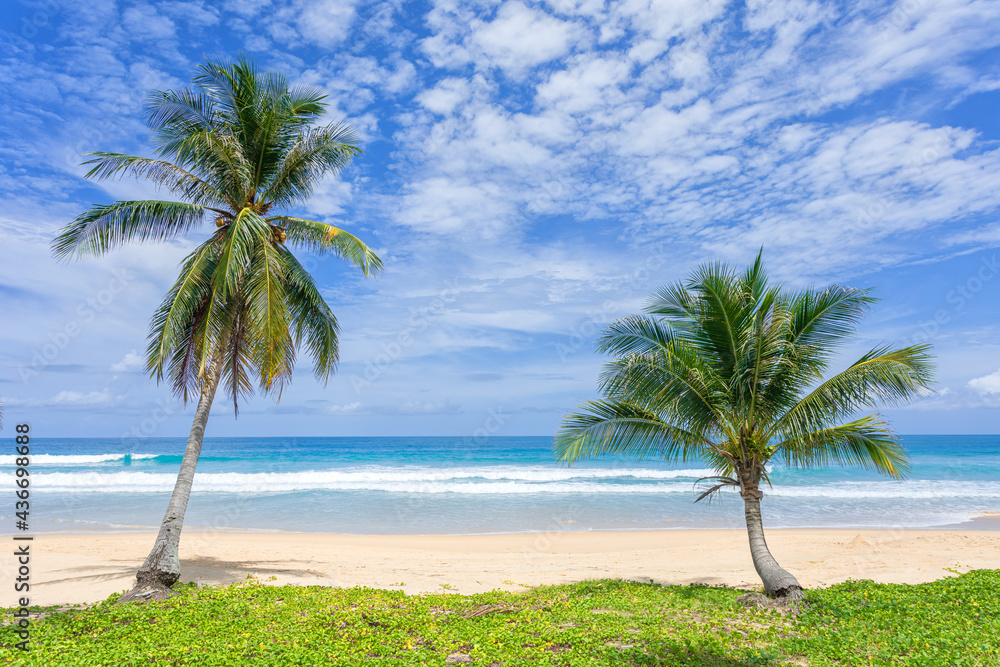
[3,435,998,534]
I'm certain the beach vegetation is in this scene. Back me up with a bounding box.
[52,57,381,602]
[555,254,935,601]
[3,571,997,665]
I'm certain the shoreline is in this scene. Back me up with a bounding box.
[9,513,1000,537]
[6,527,999,607]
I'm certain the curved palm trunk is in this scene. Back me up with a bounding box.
[742,490,803,599]
[119,357,223,602]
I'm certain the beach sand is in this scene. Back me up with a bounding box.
[5,527,1000,607]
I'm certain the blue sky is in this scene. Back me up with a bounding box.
[1,0,999,440]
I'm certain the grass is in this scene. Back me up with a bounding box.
[2,570,997,666]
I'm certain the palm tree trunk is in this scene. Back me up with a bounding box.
[119,356,223,602]
[742,489,802,599]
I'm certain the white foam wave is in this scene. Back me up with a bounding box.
[273,466,719,483]
[34,473,696,494]
[26,470,1000,498]
[8,454,159,465]
[28,467,712,493]
[767,481,1000,499]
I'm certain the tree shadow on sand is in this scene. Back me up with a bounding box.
[176,555,330,584]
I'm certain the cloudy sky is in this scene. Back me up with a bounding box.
[1,0,998,440]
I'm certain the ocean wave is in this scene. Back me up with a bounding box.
[32,475,692,494]
[16,462,714,478]
[26,470,1000,498]
[279,466,720,482]
[10,453,160,465]
[28,467,714,493]
[2,453,252,466]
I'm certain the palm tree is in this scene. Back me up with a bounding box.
[53,58,382,601]
[555,254,934,600]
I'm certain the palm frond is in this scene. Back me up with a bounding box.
[146,238,221,400]
[193,57,312,191]
[144,88,216,139]
[596,315,675,357]
[693,475,739,503]
[196,208,269,377]
[285,86,328,120]
[784,285,877,350]
[555,400,711,463]
[774,415,910,479]
[767,344,935,441]
[284,249,340,382]
[262,124,361,208]
[166,131,254,201]
[220,305,256,414]
[731,285,783,418]
[646,282,697,321]
[275,216,383,276]
[82,153,232,209]
[755,286,877,413]
[214,207,271,299]
[192,59,244,125]
[738,249,768,303]
[53,200,207,259]
[244,235,293,393]
[686,261,747,379]
[597,345,728,438]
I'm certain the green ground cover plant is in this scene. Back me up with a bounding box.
[3,570,997,666]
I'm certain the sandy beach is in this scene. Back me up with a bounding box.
[6,526,999,607]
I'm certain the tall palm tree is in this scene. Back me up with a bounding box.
[555,254,934,600]
[53,58,382,601]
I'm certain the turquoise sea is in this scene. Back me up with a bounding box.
[4,435,999,534]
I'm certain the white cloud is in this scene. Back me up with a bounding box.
[615,0,729,43]
[417,78,471,115]
[110,350,144,373]
[223,0,271,18]
[471,1,585,73]
[50,390,120,408]
[303,177,353,219]
[396,177,517,236]
[947,225,1000,247]
[536,54,632,114]
[122,4,177,40]
[448,309,560,333]
[322,400,462,415]
[261,0,359,48]
[295,0,358,46]
[901,386,1000,411]
[968,369,1000,395]
[421,1,587,74]
[325,401,365,415]
[1,389,121,409]
[160,1,221,27]
[395,400,462,415]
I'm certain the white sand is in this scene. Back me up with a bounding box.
[4,528,999,607]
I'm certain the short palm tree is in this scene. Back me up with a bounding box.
[556,254,934,599]
[53,58,382,601]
